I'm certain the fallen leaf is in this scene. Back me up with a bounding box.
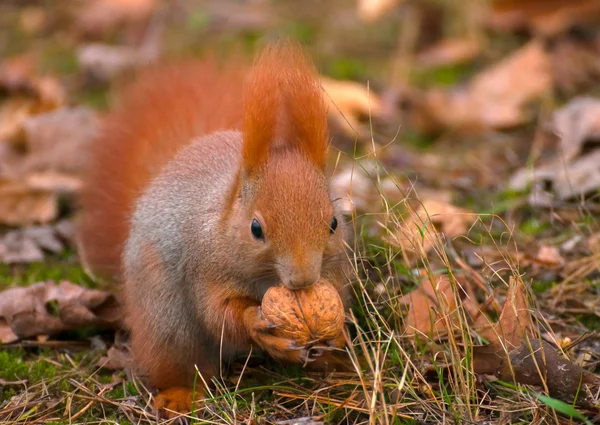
[510,96,600,204]
[0,180,57,226]
[479,276,533,351]
[0,222,72,264]
[75,0,156,37]
[390,199,475,262]
[531,245,565,268]
[488,0,600,37]
[329,161,405,214]
[0,97,35,144]
[416,37,482,68]
[548,35,600,94]
[469,276,599,401]
[77,42,159,81]
[0,281,122,344]
[321,77,384,136]
[0,55,36,94]
[502,339,599,400]
[416,40,552,132]
[357,0,405,23]
[0,231,44,264]
[398,274,486,337]
[399,275,459,337]
[277,417,324,425]
[19,7,47,35]
[553,96,600,163]
[21,107,99,175]
[97,330,132,370]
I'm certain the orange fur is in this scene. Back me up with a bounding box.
[78,57,246,279]
[242,41,328,175]
[78,41,348,418]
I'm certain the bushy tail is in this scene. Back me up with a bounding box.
[77,57,246,280]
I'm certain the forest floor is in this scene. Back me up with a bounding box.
[1,1,600,424]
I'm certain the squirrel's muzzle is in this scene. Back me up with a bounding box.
[278,253,322,290]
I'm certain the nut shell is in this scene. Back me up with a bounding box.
[261,279,345,346]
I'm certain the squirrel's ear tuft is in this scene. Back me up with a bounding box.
[278,41,328,170]
[242,43,280,175]
[242,40,329,175]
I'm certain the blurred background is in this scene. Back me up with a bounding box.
[1,1,600,423]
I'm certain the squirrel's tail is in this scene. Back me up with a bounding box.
[77,57,246,280]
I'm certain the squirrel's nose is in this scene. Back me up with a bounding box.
[285,270,320,290]
[278,253,322,290]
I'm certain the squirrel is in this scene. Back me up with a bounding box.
[77,41,351,417]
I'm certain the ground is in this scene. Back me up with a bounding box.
[1,1,600,424]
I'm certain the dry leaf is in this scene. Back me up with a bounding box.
[77,42,160,81]
[532,245,565,268]
[548,36,600,94]
[21,107,99,175]
[97,330,132,370]
[398,275,457,337]
[330,161,405,214]
[0,180,57,226]
[0,97,35,144]
[510,97,600,203]
[391,199,475,261]
[416,37,482,68]
[398,274,488,338]
[488,0,600,37]
[472,276,532,375]
[75,0,156,36]
[417,40,552,132]
[0,281,122,344]
[357,0,404,22]
[0,222,73,264]
[321,76,383,136]
[553,96,600,163]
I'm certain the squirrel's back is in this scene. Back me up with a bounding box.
[78,57,246,280]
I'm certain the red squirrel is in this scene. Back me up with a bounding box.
[77,41,351,416]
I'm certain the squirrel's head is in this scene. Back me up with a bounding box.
[234,152,343,290]
[228,40,345,290]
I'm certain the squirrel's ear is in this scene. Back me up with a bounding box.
[242,41,329,174]
[279,43,329,171]
[242,45,280,176]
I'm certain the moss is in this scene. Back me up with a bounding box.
[0,255,96,290]
[0,349,29,381]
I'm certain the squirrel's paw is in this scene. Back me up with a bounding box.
[154,387,201,419]
[244,305,317,364]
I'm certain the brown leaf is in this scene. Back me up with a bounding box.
[416,37,482,68]
[390,199,475,262]
[97,330,132,370]
[417,40,552,132]
[357,0,405,23]
[21,107,99,175]
[0,180,57,226]
[0,224,68,264]
[548,36,600,94]
[510,97,600,203]
[499,339,599,400]
[489,0,600,37]
[483,276,533,350]
[75,0,156,36]
[398,275,457,337]
[321,77,384,136]
[0,281,122,344]
[531,245,565,268]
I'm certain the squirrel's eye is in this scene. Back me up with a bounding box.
[251,219,264,240]
[330,216,338,234]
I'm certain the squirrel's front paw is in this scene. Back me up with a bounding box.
[154,387,201,419]
[244,305,319,364]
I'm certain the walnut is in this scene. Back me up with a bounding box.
[261,279,345,346]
